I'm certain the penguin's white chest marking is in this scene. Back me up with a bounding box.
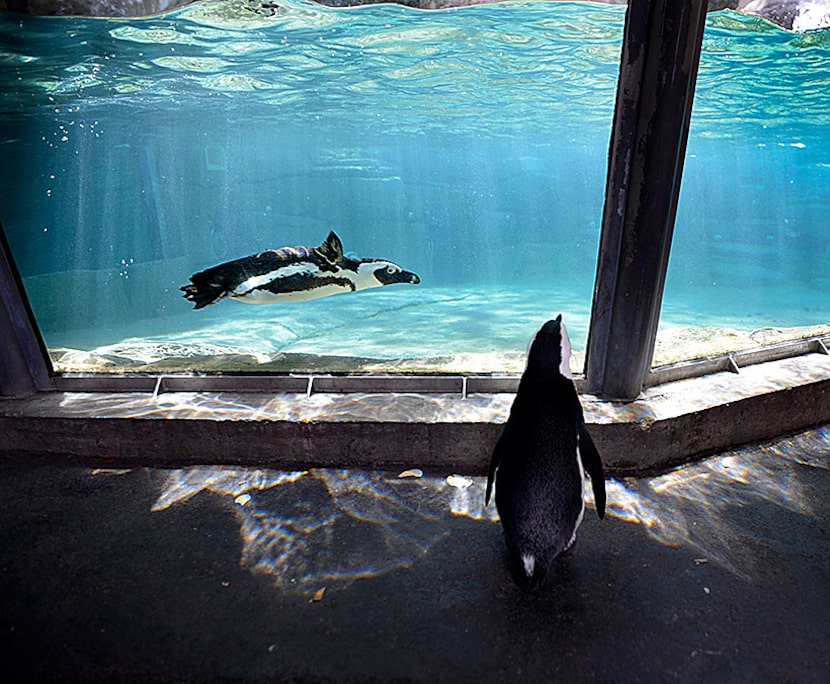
[231,264,367,304]
[566,443,587,550]
[233,282,351,304]
[232,262,316,296]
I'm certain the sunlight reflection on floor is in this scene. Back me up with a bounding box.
[93,426,829,590]
[604,426,829,579]
[146,466,499,589]
[60,389,513,423]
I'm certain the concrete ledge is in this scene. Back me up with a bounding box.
[2,352,830,475]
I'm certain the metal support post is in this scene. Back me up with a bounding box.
[0,221,53,397]
[585,0,708,401]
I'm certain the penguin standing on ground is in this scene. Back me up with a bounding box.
[486,315,606,590]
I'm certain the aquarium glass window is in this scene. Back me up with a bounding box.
[656,11,830,368]
[0,1,625,376]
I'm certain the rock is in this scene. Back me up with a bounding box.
[3,0,829,31]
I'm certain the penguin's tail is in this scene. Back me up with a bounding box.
[180,277,227,309]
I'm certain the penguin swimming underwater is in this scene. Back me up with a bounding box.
[181,231,420,310]
[486,315,606,590]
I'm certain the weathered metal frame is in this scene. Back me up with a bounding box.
[585,0,709,401]
[0,222,54,398]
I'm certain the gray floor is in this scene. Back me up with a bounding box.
[1,427,828,683]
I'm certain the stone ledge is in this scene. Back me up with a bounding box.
[2,352,829,475]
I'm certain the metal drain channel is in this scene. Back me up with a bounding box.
[49,335,830,397]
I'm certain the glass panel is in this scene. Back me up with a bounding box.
[0,1,624,375]
[658,11,830,367]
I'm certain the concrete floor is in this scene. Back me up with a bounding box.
[1,427,828,683]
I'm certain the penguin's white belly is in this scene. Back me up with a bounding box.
[232,282,353,304]
[229,263,366,304]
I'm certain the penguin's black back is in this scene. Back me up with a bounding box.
[182,246,322,309]
[487,316,606,588]
[494,374,585,560]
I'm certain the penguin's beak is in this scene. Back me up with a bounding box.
[377,267,420,286]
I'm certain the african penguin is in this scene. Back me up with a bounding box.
[486,315,606,590]
[181,231,420,309]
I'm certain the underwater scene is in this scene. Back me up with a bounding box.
[0,0,828,375]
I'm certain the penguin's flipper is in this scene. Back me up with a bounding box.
[485,427,509,506]
[316,231,344,269]
[578,423,606,519]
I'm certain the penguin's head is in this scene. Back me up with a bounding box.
[359,260,421,287]
[525,314,572,379]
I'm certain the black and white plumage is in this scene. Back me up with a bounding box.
[486,315,606,590]
[181,231,420,310]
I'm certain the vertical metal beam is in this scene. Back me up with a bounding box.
[0,221,53,397]
[585,0,708,401]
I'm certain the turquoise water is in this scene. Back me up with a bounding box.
[0,1,828,372]
[670,13,830,330]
